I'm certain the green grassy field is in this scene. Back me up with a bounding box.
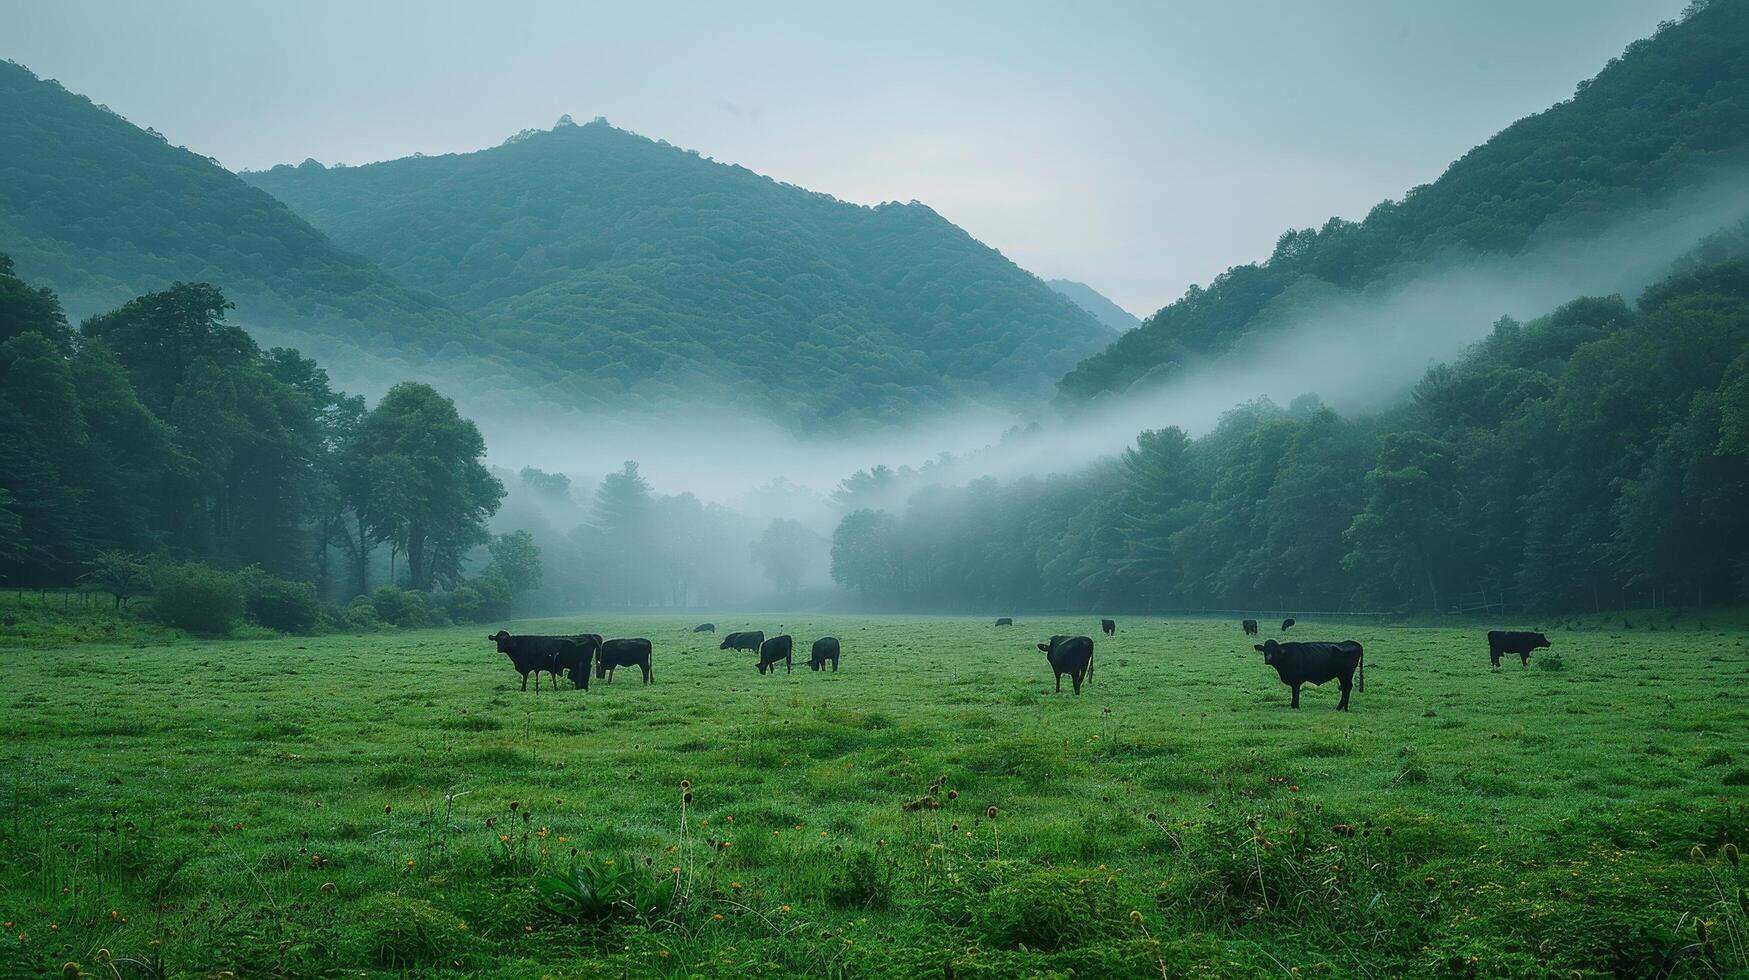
[2,607,1747,977]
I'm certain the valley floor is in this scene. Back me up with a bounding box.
[1,613,1746,977]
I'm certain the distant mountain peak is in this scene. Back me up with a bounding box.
[1047,279,1140,334]
[553,113,577,129]
[243,122,1111,428]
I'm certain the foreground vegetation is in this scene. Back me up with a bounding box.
[2,609,1745,977]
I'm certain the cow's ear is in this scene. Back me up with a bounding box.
[1253,644,1265,653]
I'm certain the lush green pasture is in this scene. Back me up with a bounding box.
[1,611,1746,977]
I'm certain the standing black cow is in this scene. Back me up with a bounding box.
[1487,630,1550,667]
[757,634,794,675]
[809,636,840,672]
[489,631,588,691]
[1254,639,1363,710]
[1037,635,1095,694]
[1242,619,1259,636]
[995,617,1013,627]
[554,634,598,688]
[693,623,716,633]
[1101,618,1116,636]
[595,638,654,684]
[720,630,764,653]
[1281,618,1296,632]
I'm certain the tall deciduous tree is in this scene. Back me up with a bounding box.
[343,383,504,591]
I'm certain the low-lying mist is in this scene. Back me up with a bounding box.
[467,174,1748,529]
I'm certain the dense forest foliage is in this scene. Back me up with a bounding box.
[0,59,486,386]
[0,256,537,627]
[829,257,1749,614]
[1058,0,1749,406]
[0,254,829,620]
[244,118,1112,429]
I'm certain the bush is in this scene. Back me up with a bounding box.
[150,562,244,635]
[370,585,438,628]
[240,568,320,633]
[438,585,486,623]
[330,596,381,632]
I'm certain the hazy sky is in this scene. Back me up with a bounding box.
[10,0,1689,315]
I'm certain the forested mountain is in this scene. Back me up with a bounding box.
[244,118,1113,429]
[1058,0,1749,405]
[1047,279,1138,333]
[832,254,1749,614]
[0,59,486,388]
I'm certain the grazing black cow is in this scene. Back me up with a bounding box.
[1037,635,1095,694]
[720,630,764,653]
[1254,639,1363,710]
[1281,618,1296,632]
[489,631,588,691]
[1487,630,1550,667]
[1242,619,1259,636]
[1101,618,1116,636]
[693,623,716,633]
[554,634,598,688]
[809,636,840,672]
[595,638,654,684]
[995,617,1013,627]
[757,634,794,675]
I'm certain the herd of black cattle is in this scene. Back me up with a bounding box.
[487,619,1554,712]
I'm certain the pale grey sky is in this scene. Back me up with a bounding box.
[9,0,1690,315]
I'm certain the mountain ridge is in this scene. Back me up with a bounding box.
[245,118,1113,429]
[1057,0,1749,406]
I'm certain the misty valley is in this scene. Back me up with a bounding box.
[4,2,1749,977]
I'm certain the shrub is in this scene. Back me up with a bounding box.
[149,562,244,635]
[438,585,486,623]
[371,585,437,628]
[239,568,320,633]
[332,596,381,632]
[1537,652,1567,671]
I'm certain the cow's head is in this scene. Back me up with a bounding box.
[488,630,511,651]
[1534,633,1551,649]
[1038,635,1068,656]
[1255,639,1281,664]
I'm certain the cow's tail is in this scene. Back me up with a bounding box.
[1357,644,1365,692]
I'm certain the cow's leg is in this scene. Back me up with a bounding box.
[643,661,652,684]
[1290,685,1301,709]
[832,656,839,673]
[1337,675,1352,710]
[1070,670,1082,695]
[521,672,529,691]
[1520,652,1529,667]
[1055,672,1062,693]
[786,654,792,674]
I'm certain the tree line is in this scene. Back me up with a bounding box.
[830,259,1749,615]
[0,255,529,629]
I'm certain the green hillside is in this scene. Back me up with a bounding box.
[0,59,485,384]
[1046,278,1137,332]
[246,119,1112,429]
[1058,0,1749,405]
